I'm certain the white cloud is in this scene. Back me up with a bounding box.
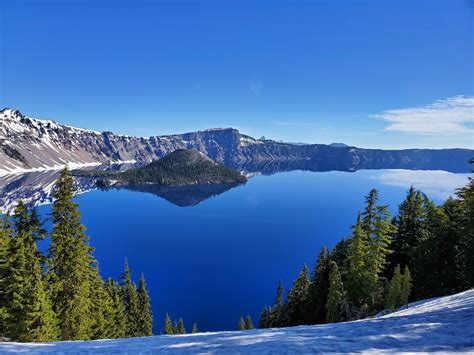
[372,95,474,135]
[369,169,471,201]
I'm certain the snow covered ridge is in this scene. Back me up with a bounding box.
[1,290,473,354]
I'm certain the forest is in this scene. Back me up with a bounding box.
[258,178,474,328]
[0,169,153,341]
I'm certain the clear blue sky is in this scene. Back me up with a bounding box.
[1,0,472,148]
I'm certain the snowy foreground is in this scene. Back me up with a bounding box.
[1,290,473,354]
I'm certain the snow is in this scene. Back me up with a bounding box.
[1,289,473,354]
[0,162,102,176]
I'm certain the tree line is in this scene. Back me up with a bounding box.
[259,179,474,328]
[0,168,153,341]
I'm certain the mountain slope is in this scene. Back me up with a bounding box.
[1,108,473,174]
[1,289,473,353]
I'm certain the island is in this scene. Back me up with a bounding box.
[90,149,247,187]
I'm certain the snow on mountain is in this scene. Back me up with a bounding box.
[1,108,473,175]
[1,289,473,353]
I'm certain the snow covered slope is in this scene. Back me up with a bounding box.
[1,289,473,354]
[2,108,473,175]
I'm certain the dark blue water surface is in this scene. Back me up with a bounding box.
[34,169,470,333]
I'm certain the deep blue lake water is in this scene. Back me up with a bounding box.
[26,169,471,333]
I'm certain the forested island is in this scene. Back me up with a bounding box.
[85,149,247,187]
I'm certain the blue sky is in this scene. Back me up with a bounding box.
[0,0,472,149]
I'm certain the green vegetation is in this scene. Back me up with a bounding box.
[0,168,152,342]
[94,149,247,186]
[258,178,474,327]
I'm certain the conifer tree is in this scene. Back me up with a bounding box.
[362,189,380,236]
[308,247,330,324]
[400,266,412,306]
[191,323,198,333]
[346,214,372,311]
[121,258,140,337]
[164,313,174,334]
[176,318,186,334]
[326,261,347,323]
[385,265,402,310]
[238,317,246,330]
[137,273,153,336]
[4,203,58,341]
[286,264,310,326]
[48,168,96,340]
[0,214,11,337]
[258,306,271,328]
[245,315,254,330]
[105,278,126,339]
[270,281,285,327]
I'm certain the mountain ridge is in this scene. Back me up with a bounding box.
[1,108,473,174]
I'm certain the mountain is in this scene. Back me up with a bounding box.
[1,108,473,174]
[329,142,350,148]
[93,149,247,186]
[2,289,472,353]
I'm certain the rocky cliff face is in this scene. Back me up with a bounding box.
[1,108,472,174]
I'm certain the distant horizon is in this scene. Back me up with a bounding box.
[1,106,473,151]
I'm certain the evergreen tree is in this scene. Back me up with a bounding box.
[0,214,11,337]
[258,306,271,328]
[245,315,254,330]
[326,261,347,323]
[346,214,372,312]
[176,318,186,334]
[191,323,198,333]
[48,168,96,340]
[307,247,330,324]
[137,273,153,336]
[385,265,402,310]
[121,258,140,337]
[286,265,310,326]
[456,179,474,289]
[400,266,412,307]
[104,278,126,339]
[361,188,380,236]
[164,313,174,334]
[270,281,285,327]
[238,317,246,330]
[5,203,58,341]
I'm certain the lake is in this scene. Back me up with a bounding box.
[1,167,471,333]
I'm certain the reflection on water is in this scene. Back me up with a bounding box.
[105,183,243,207]
[368,169,472,200]
[0,158,472,213]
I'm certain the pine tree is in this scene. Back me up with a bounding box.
[137,273,153,336]
[245,315,254,330]
[105,278,126,339]
[308,247,330,324]
[258,306,271,328]
[270,281,285,327]
[455,179,474,289]
[0,214,11,337]
[362,188,380,236]
[4,203,58,341]
[385,265,402,310]
[164,313,174,334]
[346,214,372,312]
[326,261,347,323]
[286,264,310,326]
[176,318,186,334]
[48,168,96,340]
[400,266,412,307]
[238,317,246,330]
[191,323,198,333]
[121,258,140,337]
